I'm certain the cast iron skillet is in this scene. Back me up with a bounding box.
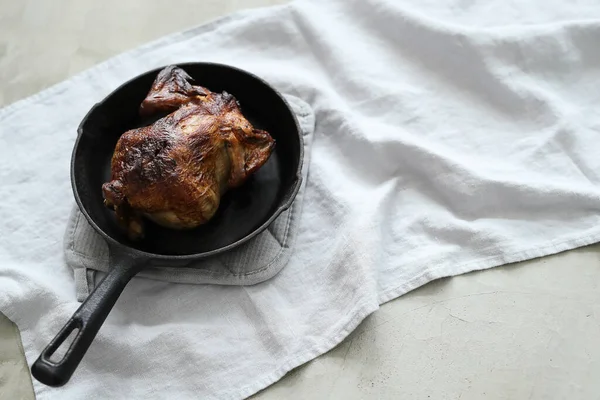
[30,62,304,387]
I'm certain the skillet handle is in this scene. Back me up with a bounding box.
[31,251,145,387]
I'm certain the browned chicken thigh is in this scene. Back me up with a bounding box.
[102,66,275,239]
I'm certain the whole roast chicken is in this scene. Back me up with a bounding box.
[102,66,275,239]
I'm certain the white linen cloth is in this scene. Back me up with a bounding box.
[2,0,600,398]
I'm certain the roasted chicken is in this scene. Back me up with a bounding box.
[102,66,275,239]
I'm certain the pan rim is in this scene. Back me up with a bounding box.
[71,61,304,260]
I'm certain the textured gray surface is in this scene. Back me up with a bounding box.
[1,1,600,399]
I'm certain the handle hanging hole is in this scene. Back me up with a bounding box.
[46,323,81,364]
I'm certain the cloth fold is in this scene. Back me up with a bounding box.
[2,0,600,399]
[64,95,315,302]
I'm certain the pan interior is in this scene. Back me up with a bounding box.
[73,63,301,256]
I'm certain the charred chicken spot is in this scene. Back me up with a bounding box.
[142,150,176,183]
[119,137,177,184]
[123,147,143,171]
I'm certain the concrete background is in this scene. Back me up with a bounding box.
[1,1,600,399]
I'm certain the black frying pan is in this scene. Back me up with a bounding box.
[31,62,304,387]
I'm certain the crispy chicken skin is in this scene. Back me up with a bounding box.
[102,66,275,239]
